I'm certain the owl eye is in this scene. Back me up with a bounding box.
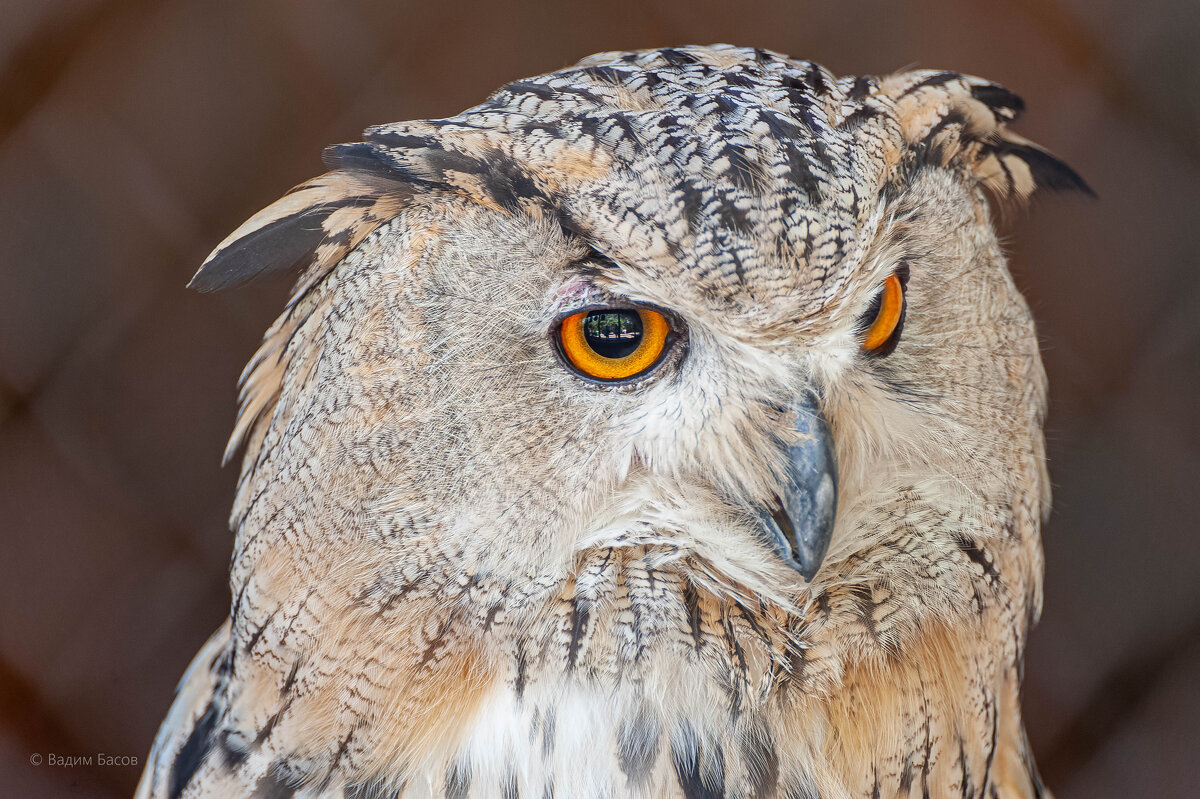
[558,308,671,381]
[860,271,907,356]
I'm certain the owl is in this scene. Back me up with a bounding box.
[136,45,1088,799]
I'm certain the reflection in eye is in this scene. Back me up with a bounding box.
[582,311,643,359]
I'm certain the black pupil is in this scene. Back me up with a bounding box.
[583,310,643,359]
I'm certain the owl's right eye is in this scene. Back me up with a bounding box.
[557,308,672,381]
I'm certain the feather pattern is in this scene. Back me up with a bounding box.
[141,46,1082,799]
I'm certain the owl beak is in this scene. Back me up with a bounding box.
[756,390,837,581]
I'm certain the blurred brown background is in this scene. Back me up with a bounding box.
[1,0,1196,796]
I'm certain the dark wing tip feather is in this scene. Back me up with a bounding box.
[191,126,500,296]
[188,207,335,292]
[881,70,1092,202]
[322,142,389,174]
[998,141,1096,198]
[187,162,416,294]
[970,83,1026,118]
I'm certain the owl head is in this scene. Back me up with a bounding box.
[175,45,1087,796]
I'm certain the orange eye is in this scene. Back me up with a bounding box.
[559,308,671,381]
[861,273,906,354]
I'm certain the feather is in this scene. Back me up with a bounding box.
[189,171,412,292]
[879,70,1094,201]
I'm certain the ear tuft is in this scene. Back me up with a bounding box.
[967,83,1025,119]
[984,138,1094,197]
[189,171,412,292]
[879,70,1093,202]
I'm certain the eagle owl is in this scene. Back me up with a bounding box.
[137,46,1088,799]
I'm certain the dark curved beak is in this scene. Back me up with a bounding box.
[756,389,837,581]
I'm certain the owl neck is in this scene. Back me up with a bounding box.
[220,530,1043,797]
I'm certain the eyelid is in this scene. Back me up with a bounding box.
[547,279,631,320]
[550,299,681,328]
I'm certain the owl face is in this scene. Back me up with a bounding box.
[221,166,1030,625]
[197,42,1090,644]
[210,48,989,604]
[144,46,1087,799]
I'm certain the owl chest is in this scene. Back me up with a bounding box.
[441,670,759,799]
[420,598,793,799]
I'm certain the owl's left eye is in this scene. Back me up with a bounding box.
[557,308,672,381]
[859,268,907,356]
